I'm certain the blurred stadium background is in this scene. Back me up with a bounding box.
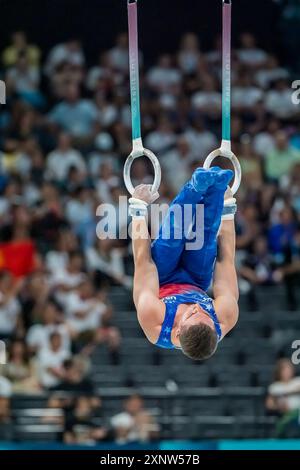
[0,0,300,450]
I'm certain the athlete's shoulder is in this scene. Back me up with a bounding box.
[136,292,166,344]
[213,295,239,338]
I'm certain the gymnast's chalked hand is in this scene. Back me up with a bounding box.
[132,184,160,204]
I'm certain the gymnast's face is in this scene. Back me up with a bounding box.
[178,304,215,334]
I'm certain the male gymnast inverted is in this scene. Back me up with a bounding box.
[129,167,239,361]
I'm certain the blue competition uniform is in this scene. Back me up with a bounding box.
[156,284,222,349]
[151,167,233,350]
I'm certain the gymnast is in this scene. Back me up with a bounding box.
[129,167,239,361]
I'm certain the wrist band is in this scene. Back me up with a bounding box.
[222,205,237,220]
[129,197,148,218]
[222,197,237,220]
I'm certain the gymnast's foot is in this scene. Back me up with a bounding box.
[190,167,233,193]
[212,167,234,190]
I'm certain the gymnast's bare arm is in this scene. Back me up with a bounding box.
[132,216,165,344]
[213,214,239,338]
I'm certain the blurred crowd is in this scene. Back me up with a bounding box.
[0,28,300,443]
[267,358,300,438]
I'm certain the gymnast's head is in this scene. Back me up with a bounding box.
[176,304,218,361]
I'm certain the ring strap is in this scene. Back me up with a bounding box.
[128,0,142,142]
[222,0,232,143]
[124,1,162,196]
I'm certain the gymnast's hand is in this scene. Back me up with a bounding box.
[132,184,160,205]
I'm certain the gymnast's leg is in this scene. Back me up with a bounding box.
[180,168,233,291]
[151,167,232,286]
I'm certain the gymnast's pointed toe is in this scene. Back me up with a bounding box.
[214,168,234,189]
[190,168,218,193]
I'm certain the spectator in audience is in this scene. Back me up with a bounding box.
[86,52,113,92]
[255,55,289,90]
[4,340,40,393]
[111,394,159,444]
[265,79,298,120]
[147,54,182,94]
[45,229,79,276]
[266,359,300,437]
[265,131,300,182]
[237,135,263,190]
[89,132,118,179]
[31,182,66,251]
[108,33,129,73]
[0,204,36,278]
[26,300,71,355]
[273,226,300,310]
[50,62,85,100]
[94,94,119,130]
[49,250,86,305]
[63,396,106,444]
[178,33,201,75]
[37,331,70,389]
[289,158,300,195]
[237,33,268,68]
[0,138,25,176]
[2,31,40,69]
[110,410,135,445]
[0,374,11,421]
[232,72,264,112]
[51,357,94,395]
[93,160,120,204]
[85,238,132,290]
[0,375,12,402]
[65,187,97,248]
[44,39,85,77]
[239,236,276,310]
[161,136,195,192]
[191,75,222,118]
[63,278,100,330]
[236,203,261,252]
[19,271,50,329]
[253,118,279,157]
[268,206,298,262]
[184,118,218,160]
[0,271,23,339]
[62,278,121,362]
[0,374,12,440]
[47,84,97,143]
[46,132,86,183]
[43,356,96,425]
[6,52,44,109]
[144,116,177,154]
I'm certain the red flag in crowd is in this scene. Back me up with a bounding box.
[0,240,36,278]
